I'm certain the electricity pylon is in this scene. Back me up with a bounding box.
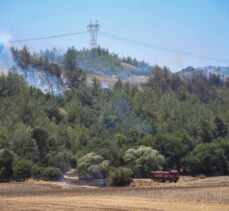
[87,20,100,48]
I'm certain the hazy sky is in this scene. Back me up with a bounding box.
[1,0,229,71]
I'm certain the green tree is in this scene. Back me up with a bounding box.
[78,152,110,179]
[214,117,228,138]
[114,79,123,90]
[185,143,228,174]
[153,130,193,169]
[0,149,15,181]
[63,47,78,71]
[199,120,214,142]
[218,138,229,161]
[32,165,44,181]
[42,166,62,181]
[124,146,165,177]
[11,46,31,69]
[63,47,86,88]
[13,160,33,181]
[65,70,86,88]
[32,128,49,164]
[11,124,39,161]
[45,106,64,124]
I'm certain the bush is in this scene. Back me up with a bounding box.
[109,167,133,186]
[124,146,165,177]
[42,167,62,181]
[13,160,33,181]
[78,152,109,179]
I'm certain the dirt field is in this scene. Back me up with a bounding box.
[0,176,229,211]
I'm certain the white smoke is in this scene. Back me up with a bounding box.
[0,32,13,74]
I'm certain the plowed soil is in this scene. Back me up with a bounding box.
[0,176,229,211]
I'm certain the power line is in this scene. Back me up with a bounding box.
[100,31,229,64]
[10,31,87,43]
[8,28,229,64]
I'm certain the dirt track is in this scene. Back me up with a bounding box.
[0,176,229,211]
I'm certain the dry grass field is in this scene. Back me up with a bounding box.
[87,74,149,89]
[0,176,229,211]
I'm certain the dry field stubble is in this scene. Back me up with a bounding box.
[0,176,229,211]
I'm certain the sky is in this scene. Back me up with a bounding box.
[0,0,229,71]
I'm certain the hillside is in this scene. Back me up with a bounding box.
[0,44,229,187]
[0,62,229,184]
[3,46,151,94]
[77,47,151,78]
[4,45,229,94]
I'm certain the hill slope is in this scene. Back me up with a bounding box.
[178,66,229,79]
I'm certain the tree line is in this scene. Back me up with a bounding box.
[0,46,229,184]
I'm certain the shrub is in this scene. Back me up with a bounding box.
[109,167,133,186]
[124,146,165,177]
[42,167,62,181]
[78,152,109,180]
[13,160,33,181]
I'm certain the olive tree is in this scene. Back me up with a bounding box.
[124,146,165,177]
[78,152,109,179]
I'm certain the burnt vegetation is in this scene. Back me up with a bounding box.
[0,46,229,183]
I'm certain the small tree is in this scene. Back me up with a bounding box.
[32,128,49,164]
[109,167,132,186]
[13,160,33,181]
[65,69,86,89]
[11,124,39,162]
[63,47,86,89]
[124,146,165,177]
[78,152,109,180]
[199,120,214,142]
[214,117,228,138]
[63,47,78,71]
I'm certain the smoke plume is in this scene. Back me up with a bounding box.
[0,33,13,74]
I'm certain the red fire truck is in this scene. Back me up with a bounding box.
[150,170,179,183]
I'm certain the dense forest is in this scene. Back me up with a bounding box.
[0,46,229,183]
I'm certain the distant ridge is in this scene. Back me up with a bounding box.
[178,66,229,79]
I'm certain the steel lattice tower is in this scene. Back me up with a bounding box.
[87,20,100,48]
